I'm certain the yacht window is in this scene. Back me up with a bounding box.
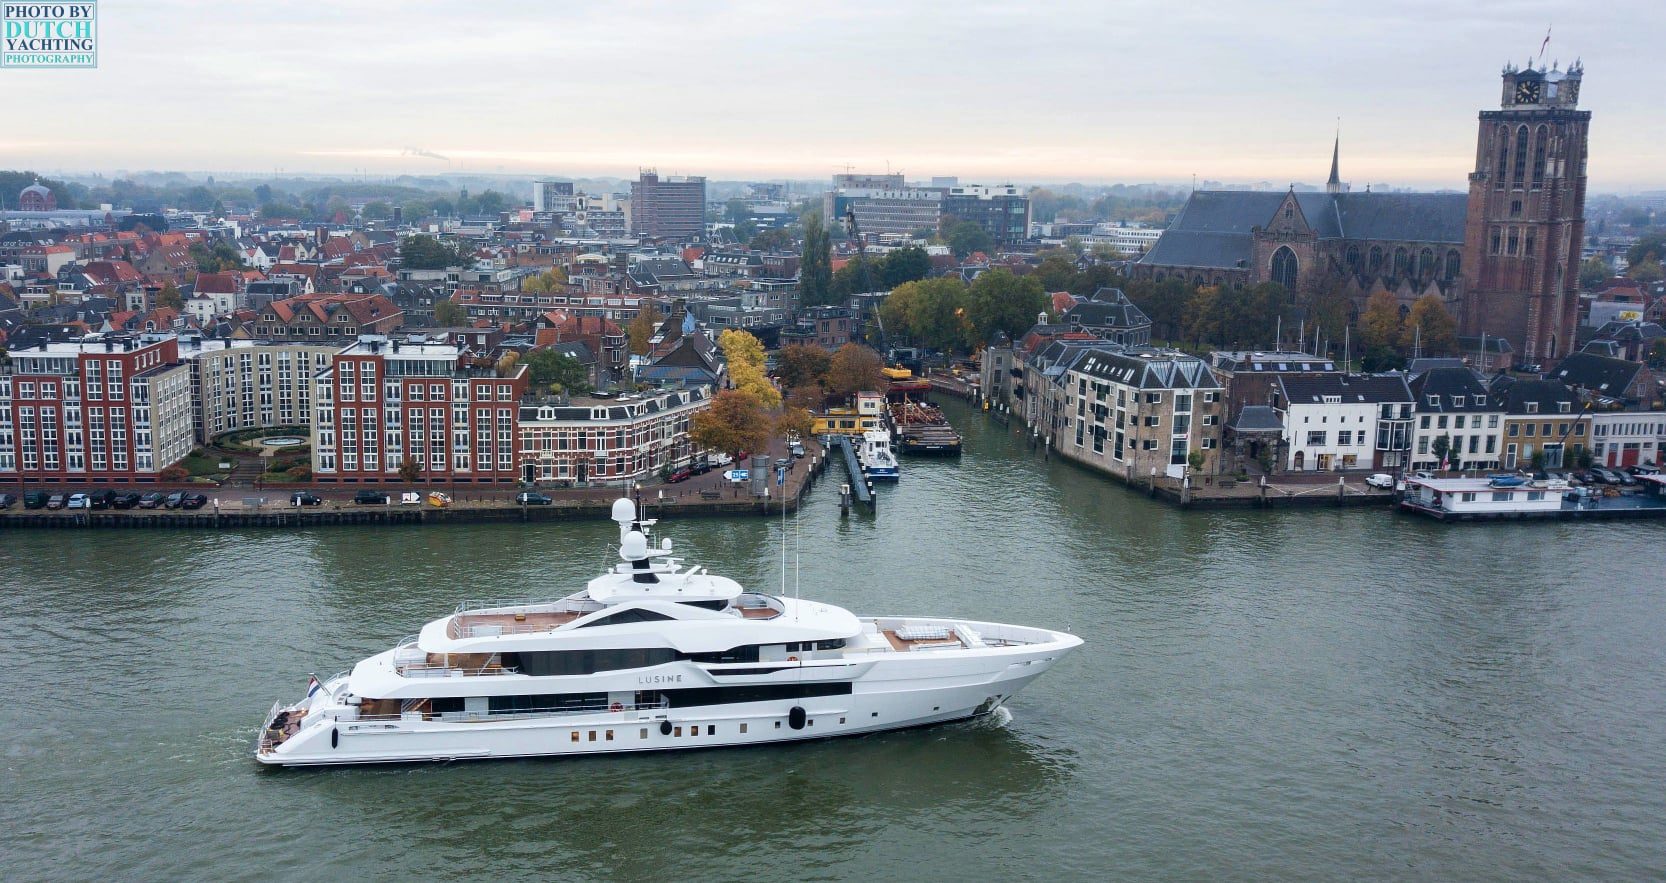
[659,683,851,708]
[578,608,676,628]
[489,692,609,714]
[430,697,464,714]
[682,599,728,611]
[507,648,678,676]
[684,645,762,664]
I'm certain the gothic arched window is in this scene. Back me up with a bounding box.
[1418,248,1435,278]
[1531,125,1548,189]
[1512,125,1529,187]
[1270,246,1299,290]
[1507,227,1520,255]
[1369,246,1384,273]
[1445,250,1461,280]
[1495,125,1510,188]
[1346,245,1361,270]
[1393,247,1409,276]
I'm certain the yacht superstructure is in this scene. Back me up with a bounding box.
[256,498,1078,766]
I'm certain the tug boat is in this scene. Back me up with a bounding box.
[255,498,1079,766]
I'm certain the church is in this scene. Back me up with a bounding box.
[1133,61,1589,366]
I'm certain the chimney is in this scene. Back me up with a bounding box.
[104,338,114,352]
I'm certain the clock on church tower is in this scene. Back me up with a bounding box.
[1461,61,1589,365]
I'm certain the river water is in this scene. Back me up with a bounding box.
[3,400,1664,880]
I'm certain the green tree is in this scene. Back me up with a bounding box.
[1628,259,1664,285]
[1033,253,1079,293]
[433,298,466,327]
[156,282,184,311]
[260,202,298,220]
[1579,256,1611,290]
[724,198,750,225]
[690,389,772,461]
[522,268,568,293]
[362,200,393,220]
[885,277,974,353]
[800,213,834,307]
[523,348,591,394]
[1626,233,1666,268]
[1361,345,1405,372]
[967,269,1047,345]
[878,246,931,288]
[945,221,993,258]
[400,234,462,270]
[1183,285,1221,345]
[750,227,794,251]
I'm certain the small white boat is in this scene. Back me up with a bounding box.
[858,430,901,481]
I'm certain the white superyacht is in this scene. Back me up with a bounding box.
[256,498,1079,766]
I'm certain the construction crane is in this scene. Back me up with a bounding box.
[841,207,885,352]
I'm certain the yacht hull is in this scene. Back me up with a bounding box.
[257,625,1077,767]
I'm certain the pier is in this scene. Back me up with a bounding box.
[830,435,876,512]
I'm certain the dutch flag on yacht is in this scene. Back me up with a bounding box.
[306,675,323,698]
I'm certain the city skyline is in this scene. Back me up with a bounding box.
[3,1,1663,191]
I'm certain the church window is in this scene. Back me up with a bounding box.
[1494,126,1510,187]
[1270,247,1299,290]
[1418,248,1435,279]
[1512,125,1529,188]
[1368,246,1383,273]
[1445,250,1461,280]
[1525,232,1536,257]
[1346,245,1360,269]
[1393,248,1408,276]
[1283,205,1293,220]
[1531,126,1548,188]
[1507,228,1519,255]
[1490,229,1502,255]
[1193,275,1204,287]
[1510,199,1522,217]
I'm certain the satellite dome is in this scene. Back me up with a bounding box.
[619,530,649,561]
[611,497,636,524]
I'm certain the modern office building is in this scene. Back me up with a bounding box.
[630,172,706,240]
[942,184,1031,246]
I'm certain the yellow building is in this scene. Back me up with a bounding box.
[813,391,886,436]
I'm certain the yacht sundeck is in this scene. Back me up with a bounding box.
[256,498,1079,766]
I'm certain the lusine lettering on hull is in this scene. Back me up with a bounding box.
[1,2,97,68]
[637,674,684,685]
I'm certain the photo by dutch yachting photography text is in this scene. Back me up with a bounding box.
[2,2,1666,880]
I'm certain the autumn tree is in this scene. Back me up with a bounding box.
[719,329,779,408]
[398,456,422,483]
[775,406,816,440]
[1359,291,1403,352]
[883,277,973,353]
[522,268,568,293]
[825,343,886,397]
[627,305,664,357]
[776,344,832,391]
[1183,285,1221,345]
[691,390,772,461]
[1400,294,1458,355]
[400,234,463,270]
[945,220,993,258]
[1578,256,1611,291]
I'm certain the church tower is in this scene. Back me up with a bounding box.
[1459,60,1589,365]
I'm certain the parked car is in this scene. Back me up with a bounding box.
[87,490,116,510]
[112,492,141,509]
[0,493,14,509]
[774,457,793,470]
[516,491,553,505]
[1365,473,1395,489]
[46,494,66,510]
[180,493,208,510]
[1570,470,1595,485]
[709,452,734,467]
[67,493,90,509]
[1589,467,1619,484]
[354,490,390,505]
[789,442,806,459]
[690,460,712,475]
[1615,470,1639,487]
[164,492,187,509]
[291,492,323,507]
[722,469,750,484]
[1627,464,1661,476]
[665,467,693,484]
[24,491,48,509]
[1411,470,1436,480]
[138,491,165,509]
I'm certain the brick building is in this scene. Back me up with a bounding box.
[311,336,528,483]
[0,335,195,483]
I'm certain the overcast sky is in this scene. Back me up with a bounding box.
[4,0,1661,191]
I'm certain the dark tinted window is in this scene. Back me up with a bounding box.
[577,608,675,628]
[506,648,678,676]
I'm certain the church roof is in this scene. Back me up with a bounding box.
[1138,190,1467,271]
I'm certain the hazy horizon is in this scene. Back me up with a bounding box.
[4,1,1663,192]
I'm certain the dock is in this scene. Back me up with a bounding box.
[830,435,876,512]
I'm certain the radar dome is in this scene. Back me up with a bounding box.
[611,497,636,524]
[620,530,649,561]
